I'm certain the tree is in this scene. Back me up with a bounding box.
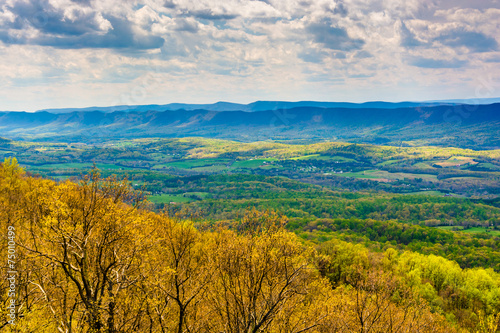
[19,168,150,332]
[146,214,215,333]
[208,228,326,332]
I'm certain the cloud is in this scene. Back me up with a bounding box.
[354,50,372,58]
[70,0,92,5]
[434,28,498,52]
[1,0,500,111]
[305,17,364,51]
[396,20,423,47]
[183,8,239,20]
[408,56,468,68]
[160,34,201,59]
[484,55,500,63]
[5,0,106,36]
[164,0,177,9]
[41,16,163,49]
[332,1,348,17]
[0,0,164,50]
[298,48,327,63]
[174,18,199,33]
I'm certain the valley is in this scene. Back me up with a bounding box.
[1,102,499,332]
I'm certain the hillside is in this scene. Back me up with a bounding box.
[3,137,500,198]
[2,158,500,332]
[1,103,499,148]
[30,97,500,114]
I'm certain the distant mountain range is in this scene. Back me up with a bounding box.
[0,101,499,149]
[24,97,500,114]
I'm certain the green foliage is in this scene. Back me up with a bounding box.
[317,238,500,331]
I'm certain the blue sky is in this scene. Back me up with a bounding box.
[1,0,499,111]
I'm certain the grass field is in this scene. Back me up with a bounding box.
[437,226,500,236]
[402,191,444,196]
[445,177,483,181]
[27,162,135,170]
[463,227,500,236]
[333,169,438,182]
[377,159,403,166]
[231,158,276,168]
[436,226,463,231]
[476,163,500,171]
[191,165,229,172]
[148,191,210,203]
[148,194,193,204]
[434,156,478,167]
[411,162,436,169]
[289,154,321,160]
[158,158,230,169]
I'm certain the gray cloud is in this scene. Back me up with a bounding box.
[354,50,372,58]
[334,52,346,59]
[174,18,199,33]
[183,9,239,20]
[0,2,165,51]
[484,55,500,63]
[435,0,500,11]
[408,56,468,68]
[70,0,92,6]
[398,21,423,47]
[160,33,205,59]
[51,17,161,49]
[298,48,328,63]
[434,28,498,53]
[0,30,25,45]
[333,2,348,17]
[5,0,102,36]
[164,0,177,9]
[306,18,364,51]
[349,73,373,78]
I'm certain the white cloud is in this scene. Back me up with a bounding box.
[0,0,499,111]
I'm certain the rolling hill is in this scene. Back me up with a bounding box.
[0,103,499,148]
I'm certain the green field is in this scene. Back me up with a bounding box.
[402,190,444,196]
[445,176,483,181]
[332,169,438,182]
[475,162,500,170]
[3,137,499,198]
[28,162,134,170]
[437,226,500,236]
[411,162,436,169]
[231,158,276,168]
[191,165,229,172]
[159,158,230,169]
[148,191,210,204]
[289,154,354,161]
[148,194,193,204]
[377,159,402,166]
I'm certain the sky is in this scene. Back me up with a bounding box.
[1,0,500,111]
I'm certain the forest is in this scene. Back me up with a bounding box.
[1,136,500,332]
[1,158,500,332]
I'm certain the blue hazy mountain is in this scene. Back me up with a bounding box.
[31,98,500,114]
[1,102,499,149]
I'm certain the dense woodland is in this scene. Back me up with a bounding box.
[1,158,500,332]
[1,137,499,332]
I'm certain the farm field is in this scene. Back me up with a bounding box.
[437,226,500,236]
[1,137,498,197]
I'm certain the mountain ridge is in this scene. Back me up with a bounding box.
[24,97,500,114]
[1,103,499,149]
